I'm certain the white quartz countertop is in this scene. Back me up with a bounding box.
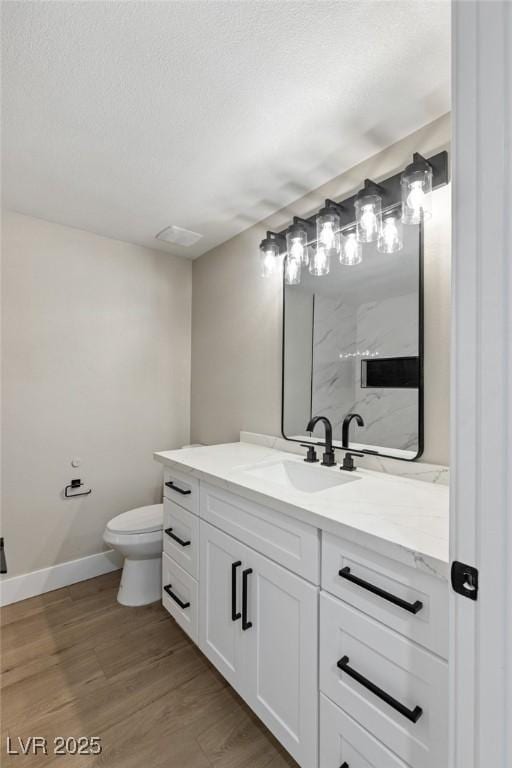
[154,441,449,577]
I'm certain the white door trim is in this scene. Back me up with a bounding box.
[450,2,511,767]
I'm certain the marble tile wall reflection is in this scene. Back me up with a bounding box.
[311,293,419,451]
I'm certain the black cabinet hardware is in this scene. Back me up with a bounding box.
[164,527,191,547]
[451,561,478,600]
[163,583,190,609]
[231,561,242,621]
[242,568,253,630]
[340,763,349,768]
[338,566,423,614]
[0,538,6,575]
[337,655,423,723]
[165,481,191,496]
[64,479,92,498]
[300,444,319,463]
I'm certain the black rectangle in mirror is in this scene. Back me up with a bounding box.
[361,356,419,389]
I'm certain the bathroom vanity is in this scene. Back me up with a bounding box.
[154,440,449,768]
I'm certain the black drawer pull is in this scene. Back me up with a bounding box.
[231,561,242,621]
[338,566,423,615]
[340,763,349,768]
[242,568,253,630]
[165,481,191,496]
[163,583,190,609]
[337,655,423,723]
[164,527,191,547]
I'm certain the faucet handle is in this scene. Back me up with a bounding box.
[301,444,319,463]
[341,451,364,472]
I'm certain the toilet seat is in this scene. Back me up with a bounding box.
[106,504,163,535]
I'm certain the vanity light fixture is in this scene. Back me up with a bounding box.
[286,218,310,266]
[258,150,448,284]
[258,232,283,278]
[316,200,342,259]
[401,153,433,224]
[340,228,363,265]
[377,210,404,254]
[355,180,383,243]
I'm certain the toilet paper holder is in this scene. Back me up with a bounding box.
[64,479,92,498]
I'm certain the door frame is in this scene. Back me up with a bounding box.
[450,2,511,766]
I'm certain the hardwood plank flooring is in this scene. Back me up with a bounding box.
[1,571,298,767]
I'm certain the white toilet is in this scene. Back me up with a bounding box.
[103,504,163,606]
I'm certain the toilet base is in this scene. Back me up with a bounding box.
[117,556,162,606]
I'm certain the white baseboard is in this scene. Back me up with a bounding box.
[0,550,123,607]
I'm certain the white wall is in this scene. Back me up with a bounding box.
[191,114,451,465]
[1,212,192,578]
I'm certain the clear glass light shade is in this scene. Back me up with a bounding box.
[259,240,280,278]
[355,194,382,243]
[316,211,341,258]
[286,228,308,265]
[309,244,330,276]
[284,255,301,285]
[377,212,403,254]
[340,231,362,265]
[401,168,432,224]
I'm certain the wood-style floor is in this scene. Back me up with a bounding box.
[1,571,298,767]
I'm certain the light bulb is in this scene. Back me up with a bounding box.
[377,213,403,254]
[360,205,377,237]
[340,232,362,265]
[286,225,308,265]
[401,157,433,224]
[290,237,306,264]
[355,193,382,243]
[284,255,301,285]
[320,221,336,249]
[309,245,330,276]
[259,237,280,278]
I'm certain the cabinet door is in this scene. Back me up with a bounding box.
[198,521,248,694]
[243,547,319,768]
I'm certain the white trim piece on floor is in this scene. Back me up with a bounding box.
[0,550,123,607]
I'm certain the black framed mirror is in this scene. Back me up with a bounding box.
[282,220,423,461]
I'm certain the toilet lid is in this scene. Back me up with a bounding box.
[107,504,163,534]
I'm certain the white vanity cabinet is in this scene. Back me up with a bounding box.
[157,459,449,768]
[199,519,319,768]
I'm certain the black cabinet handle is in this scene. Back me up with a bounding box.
[164,527,191,547]
[242,568,253,630]
[163,583,190,609]
[338,566,423,615]
[0,538,6,575]
[231,561,242,621]
[165,481,191,496]
[340,763,349,768]
[337,655,423,723]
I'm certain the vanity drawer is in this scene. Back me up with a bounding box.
[320,593,448,768]
[200,482,320,583]
[163,467,199,515]
[322,533,448,658]
[162,553,198,643]
[320,693,411,768]
[163,498,199,578]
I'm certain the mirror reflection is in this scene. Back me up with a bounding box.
[282,222,422,460]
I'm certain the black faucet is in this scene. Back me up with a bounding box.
[342,413,365,448]
[305,416,336,466]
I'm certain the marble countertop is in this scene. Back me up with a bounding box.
[154,441,450,577]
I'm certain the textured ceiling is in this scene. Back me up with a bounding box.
[2,1,450,259]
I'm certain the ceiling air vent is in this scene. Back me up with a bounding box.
[155,225,203,247]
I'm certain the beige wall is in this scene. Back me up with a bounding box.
[191,114,451,465]
[1,212,192,577]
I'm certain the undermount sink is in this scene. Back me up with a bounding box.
[239,459,360,494]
